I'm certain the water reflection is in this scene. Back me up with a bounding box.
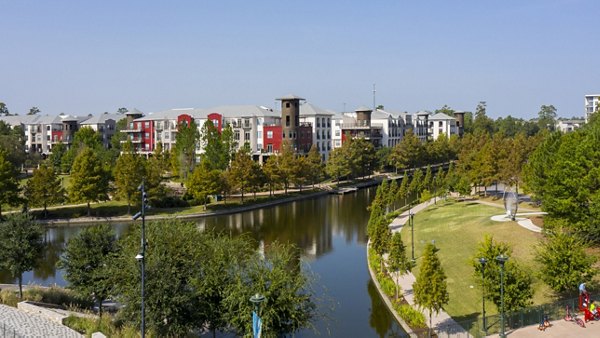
[1,188,407,337]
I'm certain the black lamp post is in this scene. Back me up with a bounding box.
[250,293,266,338]
[496,254,509,338]
[478,257,487,336]
[410,207,415,261]
[133,181,148,338]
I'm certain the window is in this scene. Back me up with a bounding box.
[317,133,320,139]
[327,118,331,127]
[282,132,285,139]
[286,102,290,108]
[145,132,149,139]
[286,116,290,127]
[328,131,331,138]
[145,122,150,128]
[267,144,273,152]
[335,130,340,136]
[316,119,320,128]
[165,132,170,140]
[244,119,250,128]
[244,132,250,140]
[267,131,273,139]
[257,131,262,139]
[439,121,443,127]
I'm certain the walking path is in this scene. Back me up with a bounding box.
[388,198,472,337]
[0,304,82,338]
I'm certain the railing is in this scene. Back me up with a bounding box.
[341,123,384,129]
[399,295,586,338]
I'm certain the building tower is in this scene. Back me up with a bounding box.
[454,111,466,137]
[277,94,305,150]
[355,106,372,127]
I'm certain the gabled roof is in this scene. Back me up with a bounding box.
[355,106,372,112]
[429,112,456,121]
[137,108,207,121]
[81,113,122,125]
[206,105,280,118]
[300,102,334,116]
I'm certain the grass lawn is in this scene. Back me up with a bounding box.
[400,199,551,325]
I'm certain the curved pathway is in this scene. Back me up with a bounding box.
[388,198,472,337]
[0,304,82,338]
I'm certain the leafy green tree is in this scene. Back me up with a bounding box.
[387,179,398,211]
[370,216,391,273]
[397,171,409,205]
[59,224,118,314]
[28,106,40,115]
[0,213,44,298]
[347,137,377,179]
[535,228,597,294]
[228,146,254,202]
[194,232,253,336]
[145,142,168,202]
[408,169,423,202]
[473,101,494,135]
[24,162,65,217]
[388,232,411,298]
[0,102,9,116]
[69,148,109,216]
[111,220,204,336]
[537,104,557,131]
[278,141,298,194]
[325,147,350,185]
[49,141,67,171]
[187,163,223,209]
[223,242,317,337]
[413,243,449,332]
[423,165,433,193]
[172,119,199,180]
[248,161,266,199]
[200,120,228,171]
[0,150,21,217]
[472,236,533,313]
[0,122,26,169]
[390,129,423,172]
[304,144,324,187]
[109,118,128,156]
[113,141,145,214]
[263,155,282,196]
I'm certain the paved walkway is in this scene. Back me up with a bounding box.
[0,304,82,338]
[389,198,472,337]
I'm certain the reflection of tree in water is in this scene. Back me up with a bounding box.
[368,279,393,338]
[33,236,64,280]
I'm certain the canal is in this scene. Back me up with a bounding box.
[0,187,406,337]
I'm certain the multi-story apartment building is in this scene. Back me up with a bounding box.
[585,94,600,123]
[299,102,333,160]
[80,113,119,149]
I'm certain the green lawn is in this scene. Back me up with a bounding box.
[400,199,551,324]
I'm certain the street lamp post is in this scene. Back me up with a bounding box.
[133,181,148,338]
[250,293,266,338]
[409,206,415,261]
[478,258,487,336]
[496,254,509,338]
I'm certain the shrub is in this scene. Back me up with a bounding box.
[23,286,92,309]
[0,289,19,307]
[394,302,427,328]
[378,273,397,297]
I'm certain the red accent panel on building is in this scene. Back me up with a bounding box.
[298,125,313,153]
[51,130,63,142]
[263,125,282,153]
[207,113,222,133]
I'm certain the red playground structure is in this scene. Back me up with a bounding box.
[580,292,600,322]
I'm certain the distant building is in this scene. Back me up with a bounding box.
[585,94,600,123]
[299,102,333,160]
[556,119,584,133]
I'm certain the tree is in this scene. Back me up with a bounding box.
[187,164,223,209]
[408,169,423,202]
[370,216,391,273]
[537,105,557,131]
[413,243,449,333]
[222,242,317,337]
[117,107,128,114]
[472,236,533,313]
[28,106,40,115]
[390,129,423,172]
[278,141,298,194]
[172,119,199,180]
[228,146,254,202]
[388,232,411,298]
[325,147,350,185]
[48,141,67,171]
[347,137,377,179]
[0,122,26,169]
[24,162,65,217]
[535,228,597,294]
[304,144,324,187]
[0,102,10,116]
[69,148,109,216]
[113,141,145,214]
[0,213,44,298]
[110,220,205,336]
[263,155,282,196]
[200,120,228,171]
[473,101,494,135]
[0,150,21,217]
[58,224,118,314]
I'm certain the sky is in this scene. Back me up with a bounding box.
[1,0,598,119]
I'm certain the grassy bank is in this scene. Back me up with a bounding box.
[400,199,550,325]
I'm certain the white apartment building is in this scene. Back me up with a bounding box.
[299,102,333,160]
[428,112,458,140]
[585,94,600,123]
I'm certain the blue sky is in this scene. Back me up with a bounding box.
[1,0,597,119]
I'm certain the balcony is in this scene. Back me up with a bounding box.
[341,123,383,129]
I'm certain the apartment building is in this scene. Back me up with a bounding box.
[585,94,600,123]
[299,102,333,160]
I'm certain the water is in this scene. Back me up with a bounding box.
[1,188,406,337]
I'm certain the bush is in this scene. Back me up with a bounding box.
[394,302,427,328]
[378,273,397,297]
[23,286,92,309]
[0,289,19,307]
